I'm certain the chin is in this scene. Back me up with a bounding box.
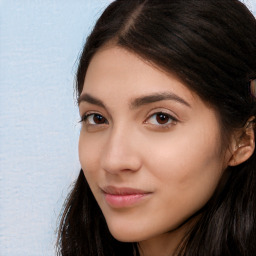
[107,223,149,243]
[108,227,140,242]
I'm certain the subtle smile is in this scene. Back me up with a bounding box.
[101,186,152,208]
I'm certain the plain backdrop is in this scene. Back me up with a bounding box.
[0,1,255,255]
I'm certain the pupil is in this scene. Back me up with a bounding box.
[157,113,168,124]
[93,114,105,124]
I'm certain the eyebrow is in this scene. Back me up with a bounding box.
[130,92,191,109]
[78,92,191,109]
[78,93,106,108]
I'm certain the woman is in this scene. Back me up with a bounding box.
[57,0,256,255]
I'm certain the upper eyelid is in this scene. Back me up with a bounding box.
[80,113,109,126]
[145,108,179,120]
[78,100,110,117]
[149,112,177,120]
[80,110,106,119]
[145,112,178,125]
[81,112,105,119]
[79,106,112,121]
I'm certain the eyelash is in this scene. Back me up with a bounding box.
[79,111,178,129]
[79,113,108,125]
[144,112,178,128]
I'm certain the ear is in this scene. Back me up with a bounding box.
[228,117,255,166]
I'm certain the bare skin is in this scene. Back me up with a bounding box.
[78,46,252,255]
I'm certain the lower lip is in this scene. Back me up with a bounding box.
[103,193,150,208]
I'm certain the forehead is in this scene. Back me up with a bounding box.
[82,46,197,104]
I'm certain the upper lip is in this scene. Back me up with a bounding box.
[101,186,151,195]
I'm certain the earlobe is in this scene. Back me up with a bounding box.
[228,117,255,166]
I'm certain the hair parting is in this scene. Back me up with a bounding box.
[57,1,256,255]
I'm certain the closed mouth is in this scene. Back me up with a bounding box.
[101,186,152,208]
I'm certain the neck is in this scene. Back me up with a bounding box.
[139,234,178,256]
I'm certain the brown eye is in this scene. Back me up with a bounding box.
[156,113,170,124]
[93,114,106,124]
[146,112,177,126]
[81,113,108,125]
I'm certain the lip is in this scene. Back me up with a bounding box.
[101,186,152,208]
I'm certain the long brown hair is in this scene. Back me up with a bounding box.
[57,1,256,255]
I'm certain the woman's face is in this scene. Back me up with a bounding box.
[78,46,231,243]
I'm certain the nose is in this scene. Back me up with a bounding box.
[100,125,142,175]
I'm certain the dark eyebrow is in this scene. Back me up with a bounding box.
[78,92,191,109]
[78,93,105,108]
[130,92,191,109]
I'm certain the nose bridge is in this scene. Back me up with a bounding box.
[101,122,141,174]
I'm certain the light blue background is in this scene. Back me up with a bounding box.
[0,1,112,255]
[0,1,255,255]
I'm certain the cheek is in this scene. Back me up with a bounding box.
[78,133,104,205]
[143,123,224,205]
[78,132,100,176]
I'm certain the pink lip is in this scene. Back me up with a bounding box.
[101,186,152,208]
